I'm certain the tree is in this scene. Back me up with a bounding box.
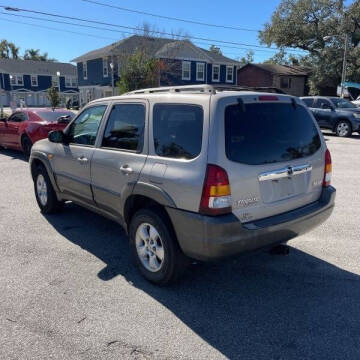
[47,86,60,111]
[0,40,20,59]
[117,50,163,94]
[209,45,222,55]
[259,0,360,95]
[237,50,254,67]
[24,48,56,62]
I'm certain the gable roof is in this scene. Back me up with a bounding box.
[0,58,77,76]
[72,35,240,65]
[241,63,311,76]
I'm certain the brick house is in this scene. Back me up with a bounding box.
[237,63,311,97]
[72,35,241,106]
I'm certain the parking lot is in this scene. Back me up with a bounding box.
[0,132,359,360]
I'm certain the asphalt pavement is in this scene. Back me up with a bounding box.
[0,132,359,360]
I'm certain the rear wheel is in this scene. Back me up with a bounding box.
[335,120,352,137]
[33,164,63,214]
[21,135,32,157]
[129,208,188,285]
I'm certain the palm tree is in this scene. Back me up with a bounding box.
[0,40,10,58]
[8,42,19,59]
[24,48,41,60]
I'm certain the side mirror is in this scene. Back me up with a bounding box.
[48,130,65,143]
[57,115,71,124]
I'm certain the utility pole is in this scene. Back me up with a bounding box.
[0,72,4,118]
[340,33,349,98]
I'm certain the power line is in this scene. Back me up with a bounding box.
[0,11,288,55]
[0,5,304,53]
[80,0,259,32]
[0,16,119,41]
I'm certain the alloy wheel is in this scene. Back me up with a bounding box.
[337,122,350,137]
[36,174,48,206]
[135,223,165,272]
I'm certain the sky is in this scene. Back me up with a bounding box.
[0,0,348,64]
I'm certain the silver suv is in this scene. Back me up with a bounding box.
[29,85,336,285]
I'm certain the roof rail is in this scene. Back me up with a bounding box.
[125,84,285,95]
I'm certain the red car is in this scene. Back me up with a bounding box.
[0,108,75,156]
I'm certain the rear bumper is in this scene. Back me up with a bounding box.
[167,186,336,261]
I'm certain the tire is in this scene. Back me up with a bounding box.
[21,135,33,157]
[33,164,63,214]
[335,120,352,137]
[129,208,188,285]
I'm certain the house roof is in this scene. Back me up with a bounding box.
[72,35,240,65]
[242,63,311,76]
[0,58,77,76]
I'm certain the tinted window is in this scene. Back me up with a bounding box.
[302,98,314,107]
[102,104,145,151]
[35,111,75,122]
[8,112,26,122]
[314,98,332,109]
[330,98,356,109]
[69,105,107,146]
[225,103,321,165]
[153,104,203,160]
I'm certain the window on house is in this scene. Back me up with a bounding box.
[65,77,71,87]
[10,75,16,85]
[52,76,59,87]
[280,77,292,88]
[71,77,78,87]
[83,61,88,79]
[103,58,109,77]
[226,66,234,83]
[16,75,24,86]
[31,75,38,87]
[196,63,205,81]
[212,65,220,82]
[182,61,191,80]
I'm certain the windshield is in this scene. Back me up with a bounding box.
[35,111,75,122]
[331,98,356,109]
[225,103,321,165]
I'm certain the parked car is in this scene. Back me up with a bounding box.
[29,85,336,285]
[301,96,360,137]
[0,108,75,156]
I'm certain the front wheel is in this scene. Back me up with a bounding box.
[335,120,352,137]
[129,208,188,285]
[34,165,63,214]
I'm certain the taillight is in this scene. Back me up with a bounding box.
[323,149,332,187]
[199,164,232,216]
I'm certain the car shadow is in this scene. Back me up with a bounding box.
[0,148,27,161]
[44,203,360,360]
[322,130,360,140]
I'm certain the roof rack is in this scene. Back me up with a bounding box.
[126,84,285,95]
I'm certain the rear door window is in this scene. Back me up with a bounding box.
[302,98,314,107]
[225,102,321,165]
[101,103,145,152]
[153,104,203,160]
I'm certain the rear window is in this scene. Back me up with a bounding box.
[153,104,203,160]
[35,111,75,122]
[225,103,321,165]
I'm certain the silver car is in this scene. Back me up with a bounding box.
[29,85,336,285]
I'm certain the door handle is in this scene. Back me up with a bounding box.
[77,156,88,164]
[120,165,133,175]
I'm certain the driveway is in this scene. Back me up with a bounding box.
[0,133,359,360]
